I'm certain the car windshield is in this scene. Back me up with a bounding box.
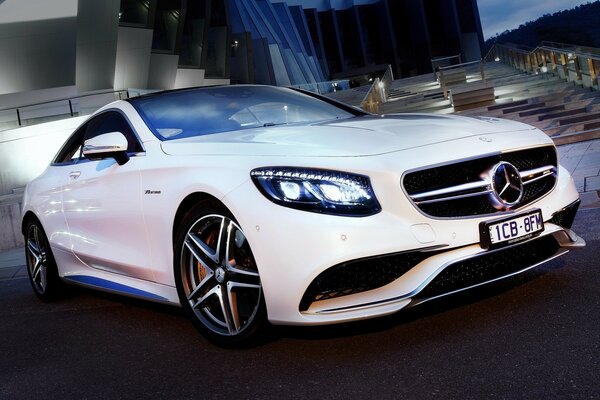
[129,85,358,140]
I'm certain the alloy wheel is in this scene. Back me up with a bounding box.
[180,214,262,337]
[26,223,49,294]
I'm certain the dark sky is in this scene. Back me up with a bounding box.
[477,0,594,39]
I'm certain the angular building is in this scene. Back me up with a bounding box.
[0,0,483,97]
[228,0,484,84]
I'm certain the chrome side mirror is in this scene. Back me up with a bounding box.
[83,131,130,165]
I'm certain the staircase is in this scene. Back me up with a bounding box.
[325,61,600,146]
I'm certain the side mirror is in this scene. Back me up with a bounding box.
[83,131,130,165]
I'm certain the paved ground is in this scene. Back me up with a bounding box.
[558,139,600,208]
[0,139,598,399]
[0,208,598,399]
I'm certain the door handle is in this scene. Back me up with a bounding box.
[69,171,81,180]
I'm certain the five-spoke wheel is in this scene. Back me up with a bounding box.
[25,219,61,301]
[175,203,266,346]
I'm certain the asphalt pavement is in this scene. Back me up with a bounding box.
[0,140,599,399]
[0,207,598,399]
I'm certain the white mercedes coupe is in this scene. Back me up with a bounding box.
[22,85,585,345]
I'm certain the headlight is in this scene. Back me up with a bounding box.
[250,167,381,216]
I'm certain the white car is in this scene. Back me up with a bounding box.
[22,85,585,346]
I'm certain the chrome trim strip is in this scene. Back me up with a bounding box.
[411,180,491,201]
[415,189,494,205]
[400,145,559,220]
[408,164,556,206]
[521,165,557,185]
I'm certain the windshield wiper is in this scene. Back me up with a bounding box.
[263,122,288,127]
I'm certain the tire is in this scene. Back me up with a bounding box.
[24,218,63,302]
[174,201,268,347]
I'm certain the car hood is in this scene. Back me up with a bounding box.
[160,114,536,157]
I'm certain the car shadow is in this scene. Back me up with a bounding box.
[54,256,568,348]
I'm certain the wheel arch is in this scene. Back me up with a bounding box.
[172,192,226,247]
[21,210,40,235]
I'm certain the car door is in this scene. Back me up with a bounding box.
[61,110,154,281]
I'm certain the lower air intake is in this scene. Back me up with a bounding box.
[414,235,561,301]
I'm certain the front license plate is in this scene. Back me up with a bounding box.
[479,209,544,250]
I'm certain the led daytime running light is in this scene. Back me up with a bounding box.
[251,167,380,216]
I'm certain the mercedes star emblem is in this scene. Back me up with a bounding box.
[490,162,523,209]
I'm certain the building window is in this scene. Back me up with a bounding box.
[120,0,152,28]
[152,0,183,53]
[179,0,207,67]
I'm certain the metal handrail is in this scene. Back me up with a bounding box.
[539,41,600,56]
[289,80,350,95]
[438,59,483,71]
[437,60,486,99]
[488,41,600,91]
[0,89,130,129]
[431,54,463,80]
[0,89,129,114]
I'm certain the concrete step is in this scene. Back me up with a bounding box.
[539,107,588,121]
[543,114,600,136]
[488,73,553,86]
[488,99,528,111]
[551,128,600,145]
[559,112,600,126]
[388,90,415,100]
[519,104,565,117]
[526,103,600,131]
[584,120,600,130]
[384,93,425,107]
[502,102,546,114]
[381,98,451,114]
[495,82,579,101]
[527,87,596,104]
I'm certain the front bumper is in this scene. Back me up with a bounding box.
[225,162,584,326]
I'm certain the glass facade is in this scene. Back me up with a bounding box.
[118,0,483,85]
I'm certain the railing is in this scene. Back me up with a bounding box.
[431,54,463,80]
[488,41,600,90]
[290,80,351,95]
[359,64,393,113]
[0,89,131,132]
[438,59,486,99]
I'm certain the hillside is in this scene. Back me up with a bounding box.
[484,1,600,50]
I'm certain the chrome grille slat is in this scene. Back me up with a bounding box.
[403,147,558,218]
[412,180,491,201]
[520,165,557,185]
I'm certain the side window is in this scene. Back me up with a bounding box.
[53,122,88,164]
[84,111,143,153]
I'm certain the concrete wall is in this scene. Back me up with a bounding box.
[461,32,482,62]
[0,116,87,250]
[0,17,77,95]
[0,201,23,251]
[174,69,206,89]
[76,0,120,92]
[114,27,153,90]
[0,116,87,197]
[147,54,180,90]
